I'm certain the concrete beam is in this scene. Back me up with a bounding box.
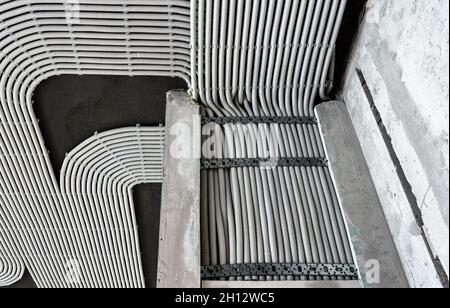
[316,101,409,288]
[157,90,201,288]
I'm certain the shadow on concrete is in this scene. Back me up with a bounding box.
[333,0,367,93]
[132,184,162,288]
[33,75,187,173]
[1,270,37,289]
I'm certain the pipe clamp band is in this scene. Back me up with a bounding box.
[202,116,317,126]
[201,157,328,170]
[201,263,359,279]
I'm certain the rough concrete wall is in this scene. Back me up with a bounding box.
[341,0,449,288]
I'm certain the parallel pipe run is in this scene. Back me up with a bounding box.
[195,0,355,282]
[0,0,186,287]
[0,0,356,287]
[201,122,355,281]
[192,0,347,117]
[0,229,25,287]
[1,123,165,288]
[60,126,165,288]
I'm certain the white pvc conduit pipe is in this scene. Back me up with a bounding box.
[0,0,355,287]
[0,227,25,287]
[1,124,164,288]
[0,0,182,287]
[195,0,355,281]
[60,126,164,288]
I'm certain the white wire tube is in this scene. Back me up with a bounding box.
[0,0,185,288]
[60,127,165,288]
[201,122,354,281]
[196,0,355,282]
[0,0,355,287]
[0,220,25,286]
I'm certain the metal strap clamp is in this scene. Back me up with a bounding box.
[202,116,317,126]
[201,157,328,170]
[201,263,359,279]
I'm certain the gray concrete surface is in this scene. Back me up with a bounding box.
[34,75,187,172]
[1,270,36,289]
[316,101,409,288]
[133,184,163,288]
[157,91,201,288]
[340,0,449,288]
[332,0,367,93]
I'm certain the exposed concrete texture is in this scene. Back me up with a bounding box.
[341,0,449,288]
[34,75,187,172]
[316,101,409,288]
[133,184,162,288]
[0,270,36,289]
[157,91,201,288]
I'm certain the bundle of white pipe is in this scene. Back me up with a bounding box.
[0,0,184,287]
[60,126,164,288]
[0,232,25,287]
[201,122,354,281]
[1,125,165,288]
[195,0,356,281]
[191,0,347,116]
[0,0,355,287]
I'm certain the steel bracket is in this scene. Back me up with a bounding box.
[201,157,328,170]
[201,263,359,279]
[202,116,317,126]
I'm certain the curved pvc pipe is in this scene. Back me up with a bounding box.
[0,0,354,286]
